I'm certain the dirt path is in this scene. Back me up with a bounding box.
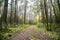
[7,26,52,40]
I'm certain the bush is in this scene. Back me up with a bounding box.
[0,33,4,40]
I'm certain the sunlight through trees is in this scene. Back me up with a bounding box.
[0,0,60,40]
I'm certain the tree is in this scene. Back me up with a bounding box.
[44,0,48,30]
[0,0,2,14]
[40,0,44,23]
[0,0,3,31]
[50,0,57,23]
[10,0,14,24]
[2,0,8,24]
[57,0,60,11]
[24,0,27,24]
[0,0,8,31]
[57,0,60,23]
[14,0,18,24]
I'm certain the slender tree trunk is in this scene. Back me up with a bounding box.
[3,0,8,24]
[49,8,52,31]
[40,0,44,23]
[50,0,57,22]
[57,0,60,23]
[0,7,2,31]
[1,0,8,31]
[44,0,48,30]
[0,2,3,31]
[10,0,14,24]
[14,0,18,24]
[24,1,27,24]
[57,0,60,10]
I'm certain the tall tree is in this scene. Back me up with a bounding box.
[2,0,8,24]
[14,0,18,24]
[50,0,59,23]
[0,0,2,14]
[57,0,60,23]
[44,0,48,30]
[40,0,44,23]
[10,0,14,24]
[24,0,27,24]
[0,0,3,31]
[57,0,60,11]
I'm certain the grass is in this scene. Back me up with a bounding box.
[36,24,59,40]
[27,24,59,40]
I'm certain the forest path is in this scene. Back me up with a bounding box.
[8,25,52,40]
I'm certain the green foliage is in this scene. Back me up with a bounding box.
[0,33,5,40]
[18,17,24,24]
[37,24,59,40]
[0,24,30,40]
[46,23,60,40]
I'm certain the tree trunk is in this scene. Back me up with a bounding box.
[14,0,18,24]
[24,1,27,24]
[40,0,44,23]
[3,0,8,24]
[50,0,58,23]
[10,0,14,24]
[57,0,60,10]
[44,0,48,30]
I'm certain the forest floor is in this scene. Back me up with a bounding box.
[7,25,52,40]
